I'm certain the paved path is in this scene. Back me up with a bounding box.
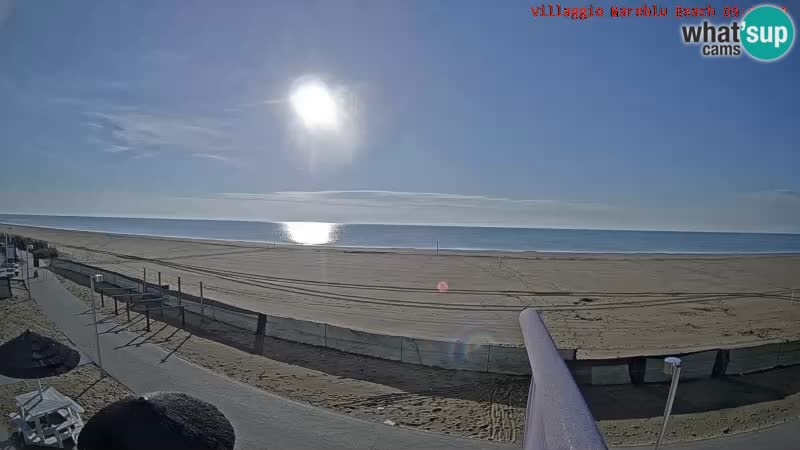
[620,420,799,450]
[28,274,515,450]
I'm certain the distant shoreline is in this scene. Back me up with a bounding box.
[3,221,800,257]
[1,213,799,235]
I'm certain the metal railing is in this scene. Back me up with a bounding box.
[519,308,607,450]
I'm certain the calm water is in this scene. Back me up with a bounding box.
[1,214,799,254]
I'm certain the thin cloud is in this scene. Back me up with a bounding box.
[1,190,798,232]
[222,190,611,211]
[193,153,228,161]
[102,145,131,153]
[88,110,237,157]
[192,152,246,168]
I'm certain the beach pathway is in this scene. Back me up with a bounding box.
[27,273,515,450]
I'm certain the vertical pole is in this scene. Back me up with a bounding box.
[114,295,118,315]
[90,276,105,378]
[143,267,147,295]
[126,294,131,321]
[178,277,185,327]
[158,271,161,291]
[655,357,682,450]
[146,306,150,332]
[200,281,204,319]
[100,289,105,308]
[436,240,439,255]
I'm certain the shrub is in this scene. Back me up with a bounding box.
[33,247,59,259]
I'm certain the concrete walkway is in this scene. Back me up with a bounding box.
[28,274,516,450]
[620,420,799,450]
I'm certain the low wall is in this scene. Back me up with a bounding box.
[50,258,534,375]
[50,258,800,382]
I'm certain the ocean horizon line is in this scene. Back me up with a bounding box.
[1,213,798,236]
[2,214,800,255]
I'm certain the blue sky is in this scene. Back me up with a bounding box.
[0,1,798,231]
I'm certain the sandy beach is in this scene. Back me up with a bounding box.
[7,224,800,359]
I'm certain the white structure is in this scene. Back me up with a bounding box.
[8,386,84,448]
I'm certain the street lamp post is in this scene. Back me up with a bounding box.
[89,274,105,378]
[655,356,682,450]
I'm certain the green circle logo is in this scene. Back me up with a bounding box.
[741,5,795,62]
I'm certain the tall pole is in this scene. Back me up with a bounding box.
[655,357,682,450]
[26,246,32,286]
[200,281,204,319]
[90,275,105,378]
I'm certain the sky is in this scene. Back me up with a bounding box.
[0,1,798,232]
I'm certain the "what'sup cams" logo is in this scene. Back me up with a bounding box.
[681,4,795,62]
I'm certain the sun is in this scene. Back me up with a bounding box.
[290,81,340,131]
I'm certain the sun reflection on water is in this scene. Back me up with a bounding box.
[282,222,340,245]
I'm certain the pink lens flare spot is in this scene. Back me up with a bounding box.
[437,281,449,293]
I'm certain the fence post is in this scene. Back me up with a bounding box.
[126,294,131,321]
[100,289,105,308]
[178,277,185,327]
[114,294,118,315]
[143,267,147,294]
[256,313,267,335]
[200,281,204,319]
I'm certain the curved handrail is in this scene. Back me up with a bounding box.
[520,308,607,450]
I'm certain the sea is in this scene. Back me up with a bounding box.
[1,214,799,254]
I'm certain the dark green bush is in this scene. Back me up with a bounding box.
[32,247,59,258]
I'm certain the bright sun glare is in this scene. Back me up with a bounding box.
[283,222,337,245]
[290,81,340,131]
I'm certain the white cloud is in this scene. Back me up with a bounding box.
[192,153,227,161]
[84,109,244,165]
[102,145,131,153]
[191,153,246,168]
[1,190,797,233]
[90,111,233,154]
